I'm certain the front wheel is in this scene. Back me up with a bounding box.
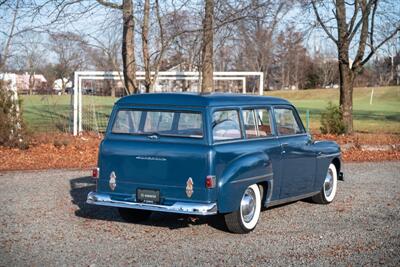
[312,163,338,204]
[224,184,262,234]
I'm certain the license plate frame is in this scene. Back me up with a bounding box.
[136,188,160,204]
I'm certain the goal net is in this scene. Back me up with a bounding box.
[72,71,264,135]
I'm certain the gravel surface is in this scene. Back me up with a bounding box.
[1,162,399,266]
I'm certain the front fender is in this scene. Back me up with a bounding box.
[312,140,341,191]
[217,151,273,213]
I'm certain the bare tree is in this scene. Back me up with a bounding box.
[22,35,46,95]
[231,1,292,90]
[86,28,122,96]
[201,0,214,93]
[310,0,400,133]
[0,0,20,71]
[50,32,86,92]
[96,0,138,94]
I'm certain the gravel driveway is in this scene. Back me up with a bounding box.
[1,162,399,266]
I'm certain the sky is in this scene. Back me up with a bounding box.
[1,0,399,70]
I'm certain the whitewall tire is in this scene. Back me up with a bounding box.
[224,184,262,234]
[312,163,338,204]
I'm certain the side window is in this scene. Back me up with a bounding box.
[256,109,273,136]
[274,107,303,135]
[212,110,242,141]
[242,110,258,138]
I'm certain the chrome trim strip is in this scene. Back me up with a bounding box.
[86,192,217,216]
[135,156,167,161]
[265,179,273,203]
[317,152,341,159]
[230,173,273,184]
[267,191,319,207]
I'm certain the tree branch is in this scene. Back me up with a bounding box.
[96,0,122,10]
[369,0,378,49]
[352,0,371,68]
[347,0,359,35]
[349,0,376,42]
[360,26,400,66]
[0,0,8,7]
[311,0,338,45]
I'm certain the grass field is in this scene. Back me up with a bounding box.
[267,86,400,133]
[20,86,400,134]
[20,95,117,132]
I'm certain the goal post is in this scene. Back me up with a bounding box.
[72,71,264,135]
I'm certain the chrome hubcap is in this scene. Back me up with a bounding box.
[241,188,256,223]
[324,168,334,197]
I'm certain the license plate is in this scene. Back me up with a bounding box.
[136,189,160,204]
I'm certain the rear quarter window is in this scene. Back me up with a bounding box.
[212,110,242,141]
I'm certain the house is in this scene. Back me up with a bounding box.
[53,78,72,93]
[0,72,47,94]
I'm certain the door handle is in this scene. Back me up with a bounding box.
[148,134,159,140]
[281,143,288,155]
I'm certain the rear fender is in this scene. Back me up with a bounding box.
[217,152,273,213]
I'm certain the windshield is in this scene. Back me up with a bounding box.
[112,109,203,138]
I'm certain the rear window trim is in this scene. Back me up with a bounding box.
[111,108,205,139]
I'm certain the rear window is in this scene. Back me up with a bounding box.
[112,109,203,138]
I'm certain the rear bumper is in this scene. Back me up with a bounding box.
[86,192,217,216]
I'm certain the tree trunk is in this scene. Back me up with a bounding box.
[338,61,354,133]
[111,86,116,97]
[201,0,214,93]
[122,0,138,94]
[142,0,151,93]
[29,73,35,95]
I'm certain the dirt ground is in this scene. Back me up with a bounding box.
[0,132,399,171]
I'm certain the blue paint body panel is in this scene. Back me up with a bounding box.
[94,93,342,214]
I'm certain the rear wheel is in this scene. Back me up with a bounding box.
[312,163,338,204]
[224,184,261,234]
[118,208,152,223]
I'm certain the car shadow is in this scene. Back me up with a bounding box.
[69,176,228,231]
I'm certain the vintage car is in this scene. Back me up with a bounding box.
[87,93,343,233]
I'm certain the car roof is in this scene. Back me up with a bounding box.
[116,93,291,107]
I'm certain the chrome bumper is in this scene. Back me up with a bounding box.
[86,192,217,216]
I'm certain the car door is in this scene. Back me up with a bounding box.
[273,106,316,198]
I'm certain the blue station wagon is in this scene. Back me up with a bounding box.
[87,93,343,233]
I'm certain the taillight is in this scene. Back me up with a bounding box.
[92,167,99,179]
[205,175,216,189]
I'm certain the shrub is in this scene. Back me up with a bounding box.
[320,101,346,135]
[0,81,29,148]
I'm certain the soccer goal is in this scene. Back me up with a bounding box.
[72,71,264,135]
